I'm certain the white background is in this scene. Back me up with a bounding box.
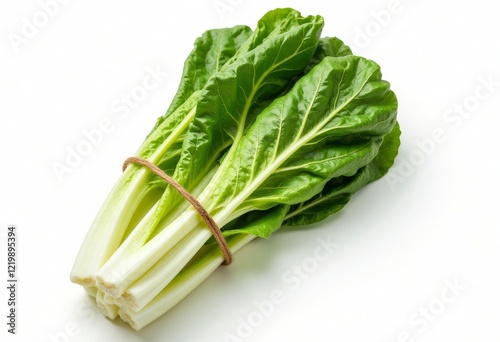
[1,0,499,341]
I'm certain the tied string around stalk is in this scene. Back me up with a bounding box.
[122,156,232,265]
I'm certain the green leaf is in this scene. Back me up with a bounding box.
[137,25,253,163]
[221,205,290,239]
[205,38,357,239]
[178,8,323,186]
[207,55,397,226]
[150,9,324,232]
[307,36,353,71]
[283,122,401,226]
[149,25,252,134]
[211,122,400,239]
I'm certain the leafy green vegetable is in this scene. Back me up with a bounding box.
[70,8,400,331]
[92,8,325,299]
[151,8,324,232]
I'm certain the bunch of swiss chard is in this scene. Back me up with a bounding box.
[71,8,400,330]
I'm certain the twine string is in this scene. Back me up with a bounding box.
[122,156,232,265]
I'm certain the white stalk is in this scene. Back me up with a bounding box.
[119,234,256,330]
[119,227,212,311]
[71,95,199,286]
[96,207,202,297]
[117,195,255,311]
[84,285,98,298]
[96,290,119,320]
[94,164,219,297]
[70,167,149,286]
